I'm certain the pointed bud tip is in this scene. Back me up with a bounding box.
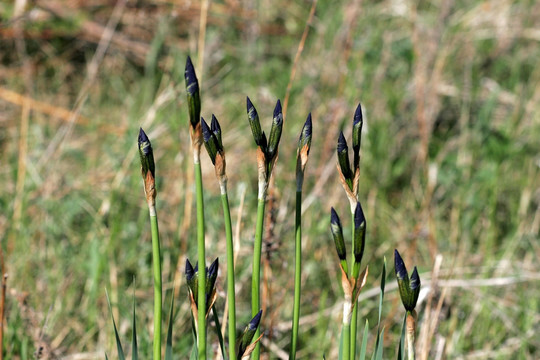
[304,113,313,137]
[394,249,407,280]
[209,257,219,274]
[211,114,222,134]
[201,117,211,142]
[330,208,341,226]
[138,127,149,144]
[184,56,199,94]
[410,266,421,290]
[273,99,282,121]
[185,259,195,279]
[186,55,193,67]
[354,202,366,229]
[354,103,363,125]
[337,132,347,152]
[249,309,263,330]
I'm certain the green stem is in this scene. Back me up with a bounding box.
[221,190,237,360]
[406,311,416,360]
[251,197,266,360]
[289,190,302,359]
[350,212,358,360]
[195,160,207,360]
[343,322,351,360]
[150,208,162,360]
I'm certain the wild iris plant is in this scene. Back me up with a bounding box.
[201,115,238,360]
[395,250,421,360]
[335,104,366,358]
[246,97,283,360]
[184,56,208,359]
[138,128,162,360]
[289,114,313,360]
[329,204,369,360]
[107,61,423,360]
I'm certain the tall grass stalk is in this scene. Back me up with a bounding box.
[201,115,237,360]
[185,56,206,359]
[246,97,283,359]
[222,190,237,360]
[336,104,364,359]
[138,128,162,359]
[406,311,417,360]
[251,197,266,359]
[350,211,358,359]
[194,160,207,358]
[150,213,162,359]
[330,204,368,360]
[394,249,421,360]
[289,114,312,360]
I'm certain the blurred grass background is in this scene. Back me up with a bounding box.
[1,0,539,358]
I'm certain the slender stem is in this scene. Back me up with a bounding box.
[251,197,266,360]
[406,311,416,360]
[342,322,351,360]
[149,207,162,360]
[289,190,302,359]
[350,211,358,360]
[221,191,237,360]
[195,161,207,360]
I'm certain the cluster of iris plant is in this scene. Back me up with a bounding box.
[107,56,422,360]
[329,105,422,360]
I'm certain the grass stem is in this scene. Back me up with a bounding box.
[221,190,237,360]
[342,321,351,360]
[406,311,416,360]
[251,197,266,359]
[349,211,358,359]
[289,190,302,359]
[195,160,207,359]
[149,207,162,360]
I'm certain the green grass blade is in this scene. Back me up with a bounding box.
[165,292,175,360]
[373,327,385,360]
[397,314,406,360]
[359,320,368,360]
[105,290,125,360]
[190,344,198,360]
[190,320,198,360]
[378,257,387,327]
[371,260,387,360]
[132,289,138,360]
[212,306,227,360]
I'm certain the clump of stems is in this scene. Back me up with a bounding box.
[201,114,237,360]
[246,97,283,359]
[394,250,421,360]
[335,104,365,358]
[329,204,369,360]
[185,55,207,359]
[138,128,162,359]
[185,258,219,320]
[289,114,313,359]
